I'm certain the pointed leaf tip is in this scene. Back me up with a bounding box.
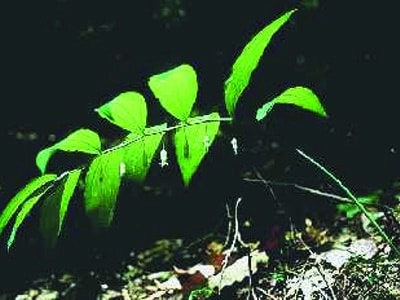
[174,113,220,186]
[0,174,57,240]
[40,169,81,247]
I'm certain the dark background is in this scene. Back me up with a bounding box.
[0,0,399,292]
[1,0,399,193]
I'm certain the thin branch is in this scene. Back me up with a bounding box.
[223,203,233,248]
[220,198,259,299]
[244,176,386,208]
[294,184,354,204]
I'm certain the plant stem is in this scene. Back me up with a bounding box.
[296,148,400,257]
[103,116,232,154]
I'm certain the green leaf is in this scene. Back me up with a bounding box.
[7,194,43,250]
[148,64,198,121]
[122,124,166,182]
[84,151,122,229]
[60,170,81,229]
[255,102,276,121]
[256,86,327,121]
[96,91,147,134]
[36,129,101,174]
[0,174,57,239]
[174,113,220,186]
[40,169,81,247]
[224,9,297,117]
[337,193,379,219]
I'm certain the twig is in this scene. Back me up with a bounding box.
[220,198,242,289]
[294,184,353,203]
[220,198,258,299]
[223,203,233,248]
[244,176,384,208]
[255,287,280,300]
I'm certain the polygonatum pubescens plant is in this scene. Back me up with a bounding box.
[0,9,327,250]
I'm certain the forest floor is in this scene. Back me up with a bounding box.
[1,124,400,300]
[1,171,400,300]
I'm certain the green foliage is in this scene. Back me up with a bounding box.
[337,192,380,219]
[148,64,198,121]
[7,195,43,250]
[122,124,167,182]
[0,9,327,249]
[174,113,220,186]
[188,286,215,300]
[256,86,327,121]
[84,150,123,229]
[40,170,82,247]
[36,129,101,174]
[224,9,297,117]
[0,174,57,244]
[96,91,147,134]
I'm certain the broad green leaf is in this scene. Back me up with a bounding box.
[84,151,122,229]
[96,91,147,134]
[7,194,43,250]
[148,64,198,121]
[256,86,327,121]
[273,87,327,116]
[0,174,57,238]
[40,169,82,247]
[174,113,220,186]
[122,124,166,182]
[224,9,297,117]
[36,129,101,174]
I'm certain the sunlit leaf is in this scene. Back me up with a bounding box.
[255,102,275,121]
[40,183,63,248]
[273,87,327,116]
[96,91,147,134]
[84,151,122,229]
[148,64,198,121]
[174,113,220,186]
[224,9,297,117]
[0,174,57,239]
[256,86,327,121]
[36,129,101,174]
[122,124,166,182]
[7,194,43,250]
[59,169,81,230]
[40,169,81,247]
